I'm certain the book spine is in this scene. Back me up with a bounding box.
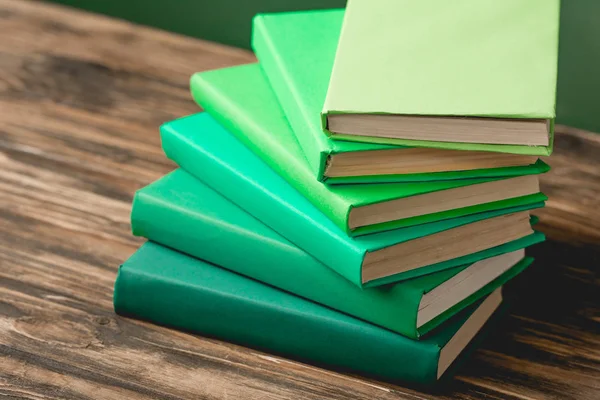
[320,6,352,131]
[114,244,440,384]
[130,180,421,338]
[252,15,331,181]
[159,120,366,287]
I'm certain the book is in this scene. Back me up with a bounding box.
[252,9,542,182]
[188,67,548,236]
[131,168,535,337]
[114,241,505,384]
[161,115,546,287]
[322,1,559,154]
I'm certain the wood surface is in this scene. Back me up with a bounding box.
[0,1,599,399]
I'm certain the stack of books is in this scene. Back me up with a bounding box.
[114,0,559,386]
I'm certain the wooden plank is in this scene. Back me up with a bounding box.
[537,125,600,243]
[0,0,598,399]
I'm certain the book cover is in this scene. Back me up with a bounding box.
[160,114,546,287]
[131,168,535,337]
[322,1,559,154]
[188,68,549,236]
[114,242,505,384]
[252,10,546,181]
[253,9,391,181]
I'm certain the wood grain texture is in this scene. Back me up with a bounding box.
[0,1,598,399]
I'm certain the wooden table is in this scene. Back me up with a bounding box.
[1,1,598,398]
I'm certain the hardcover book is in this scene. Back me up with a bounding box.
[252,9,542,182]
[322,1,559,154]
[114,242,505,384]
[161,114,546,287]
[132,168,535,337]
[188,66,548,237]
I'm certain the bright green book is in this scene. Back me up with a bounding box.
[161,113,545,288]
[189,64,548,238]
[115,241,506,384]
[252,9,544,182]
[132,168,534,338]
[322,1,559,154]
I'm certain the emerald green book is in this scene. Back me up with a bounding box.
[252,9,543,182]
[114,241,506,384]
[323,1,559,153]
[160,113,545,288]
[189,65,548,238]
[132,168,535,338]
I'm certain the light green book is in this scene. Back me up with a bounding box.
[323,0,560,154]
[252,9,544,182]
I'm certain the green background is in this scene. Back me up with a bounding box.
[48,0,600,134]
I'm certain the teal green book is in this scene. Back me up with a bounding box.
[252,9,545,182]
[189,65,548,237]
[131,168,535,338]
[160,113,545,288]
[114,241,506,384]
[323,1,559,153]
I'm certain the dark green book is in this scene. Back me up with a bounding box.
[114,242,505,384]
[132,168,535,338]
